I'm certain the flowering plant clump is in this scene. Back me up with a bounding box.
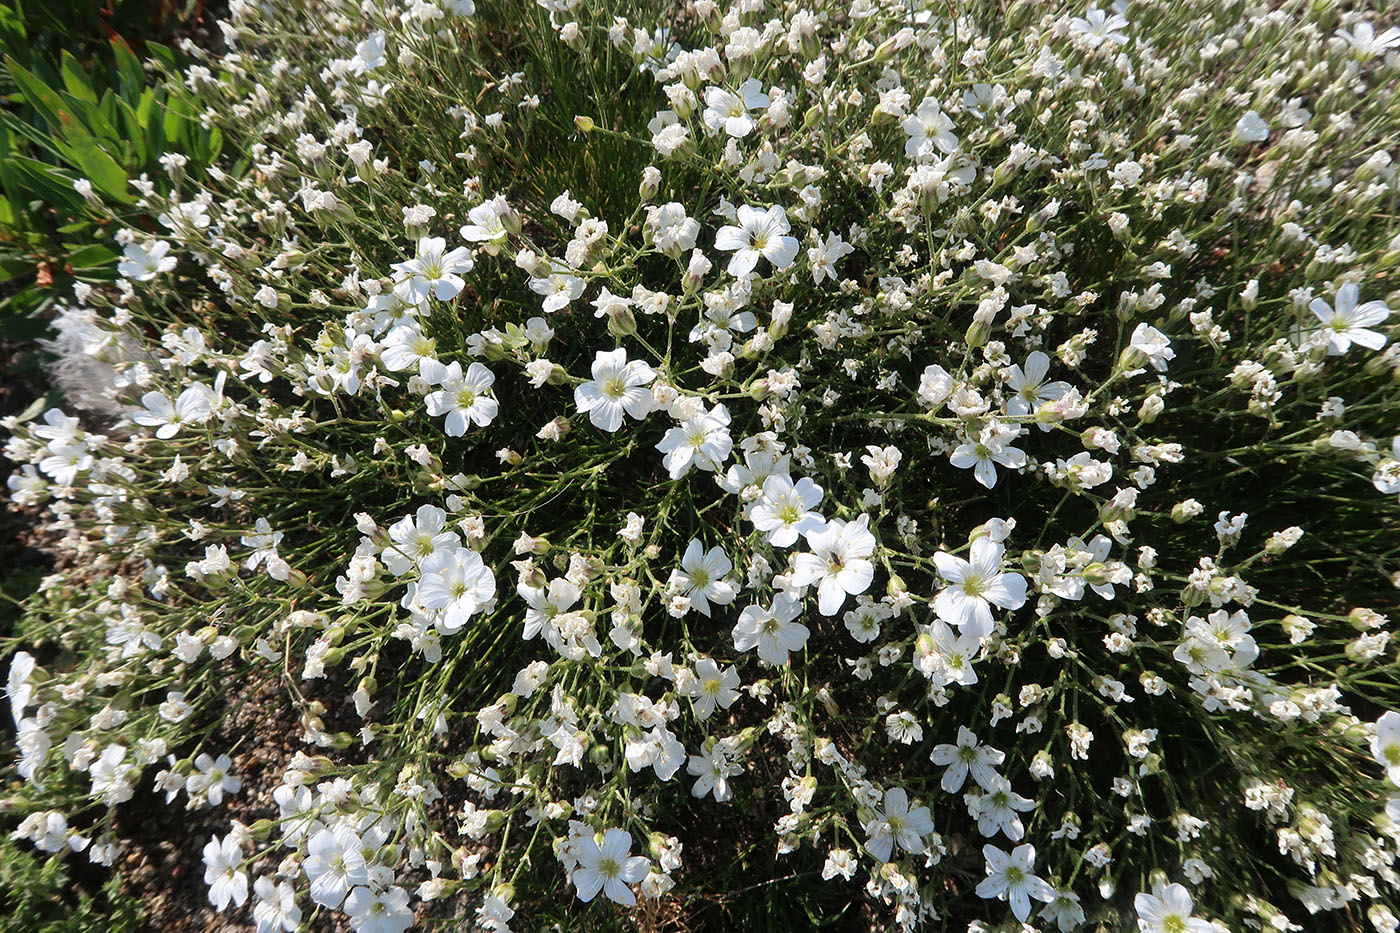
[5,0,1400,929]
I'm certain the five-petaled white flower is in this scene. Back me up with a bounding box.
[687,658,741,720]
[714,205,799,277]
[791,515,877,616]
[571,828,651,906]
[574,349,657,432]
[423,359,499,435]
[1234,110,1270,143]
[459,197,515,254]
[862,786,934,863]
[930,725,1006,793]
[202,834,249,911]
[733,592,810,665]
[131,385,215,439]
[1126,323,1176,372]
[656,403,733,479]
[304,826,368,908]
[1309,282,1392,355]
[1372,711,1400,786]
[1006,350,1071,425]
[519,577,582,646]
[808,231,855,285]
[976,844,1056,923]
[253,877,302,933]
[950,421,1027,489]
[417,546,496,632]
[392,235,474,302]
[933,537,1028,638]
[902,96,959,160]
[668,539,737,617]
[118,240,177,281]
[529,262,586,313]
[1335,21,1400,59]
[749,474,826,547]
[702,78,771,138]
[1134,882,1215,933]
[1069,7,1130,46]
[383,504,460,576]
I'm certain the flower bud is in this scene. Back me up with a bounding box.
[965,319,990,349]
[638,166,661,201]
[606,307,638,338]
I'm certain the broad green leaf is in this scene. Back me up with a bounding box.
[115,97,146,164]
[4,56,68,130]
[8,154,82,209]
[65,242,116,269]
[144,41,178,73]
[60,136,133,204]
[58,50,96,104]
[109,36,144,100]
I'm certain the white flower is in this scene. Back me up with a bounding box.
[571,829,650,905]
[305,826,368,908]
[714,205,799,277]
[528,262,586,313]
[950,421,1026,489]
[1372,711,1400,786]
[253,877,302,933]
[933,537,1028,638]
[930,726,1005,793]
[688,658,740,720]
[379,323,436,374]
[791,515,877,616]
[383,504,460,576]
[1234,110,1270,143]
[186,752,241,805]
[117,240,176,281]
[918,364,955,408]
[1127,323,1176,371]
[644,202,701,258]
[969,774,1036,840]
[422,360,498,435]
[416,546,496,632]
[976,844,1056,922]
[687,738,742,802]
[1309,282,1391,355]
[702,78,770,138]
[574,349,657,432]
[749,474,826,547]
[902,96,959,159]
[519,577,581,646]
[1040,889,1087,932]
[914,619,983,687]
[807,231,854,284]
[1069,7,1130,46]
[459,198,514,253]
[202,834,249,911]
[1006,351,1071,422]
[350,31,387,74]
[655,403,733,478]
[624,725,686,780]
[667,539,737,617]
[1134,882,1214,933]
[344,885,413,933]
[733,593,810,665]
[89,744,134,805]
[862,787,934,862]
[1336,21,1400,58]
[132,385,214,439]
[391,236,474,302]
